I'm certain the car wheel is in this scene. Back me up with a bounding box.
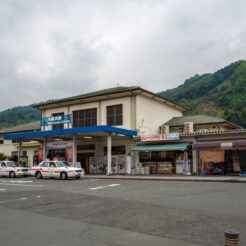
[36,171,43,179]
[60,172,68,180]
[9,171,16,178]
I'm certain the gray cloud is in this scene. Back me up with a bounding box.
[0,0,245,110]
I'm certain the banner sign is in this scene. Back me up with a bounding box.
[141,133,180,142]
[40,114,72,126]
[46,141,73,150]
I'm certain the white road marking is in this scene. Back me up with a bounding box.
[1,180,33,183]
[36,195,41,198]
[89,184,120,190]
[0,197,29,203]
[0,183,42,187]
[0,189,6,191]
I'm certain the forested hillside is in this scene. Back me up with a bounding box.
[0,106,40,129]
[0,60,245,129]
[159,60,246,127]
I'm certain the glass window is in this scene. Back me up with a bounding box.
[50,162,57,168]
[1,163,7,167]
[73,108,97,128]
[77,145,95,151]
[40,162,49,168]
[104,146,126,155]
[56,161,70,168]
[107,104,123,126]
[12,151,18,157]
[52,112,64,130]
[0,140,4,144]
[6,161,16,167]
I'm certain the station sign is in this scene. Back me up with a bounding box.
[40,114,72,126]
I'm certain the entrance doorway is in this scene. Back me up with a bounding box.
[77,153,94,174]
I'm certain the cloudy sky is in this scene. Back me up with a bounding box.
[0,0,245,111]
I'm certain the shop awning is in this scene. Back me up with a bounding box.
[131,143,190,152]
[193,139,246,149]
[4,125,137,140]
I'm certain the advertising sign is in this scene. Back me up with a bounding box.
[46,141,73,150]
[40,114,72,126]
[141,133,180,142]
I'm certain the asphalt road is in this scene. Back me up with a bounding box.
[0,177,245,246]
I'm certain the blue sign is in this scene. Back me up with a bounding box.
[40,114,72,126]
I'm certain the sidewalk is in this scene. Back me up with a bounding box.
[83,174,246,183]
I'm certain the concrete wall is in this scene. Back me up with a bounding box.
[43,97,133,130]
[0,139,39,167]
[136,94,183,136]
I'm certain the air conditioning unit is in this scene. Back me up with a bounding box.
[184,122,194,133]
[159,125,169,134]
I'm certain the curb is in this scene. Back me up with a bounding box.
[82,175,246,183]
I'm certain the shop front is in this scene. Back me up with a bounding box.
[131,143,192,175]
[4,125,137,175]
[193,139,246,176]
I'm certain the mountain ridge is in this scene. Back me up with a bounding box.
[159,60,246,127]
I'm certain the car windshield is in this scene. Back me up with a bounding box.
[56,161,70,168]
[6,161,16,167]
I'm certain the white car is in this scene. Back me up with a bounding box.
[0,161,29,178]
[30,161,84,180]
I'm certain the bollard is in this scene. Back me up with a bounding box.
[225,230,239,246]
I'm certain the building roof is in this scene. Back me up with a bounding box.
[0,121,40,134]
[33,86,187,112]
[163,115,241,128]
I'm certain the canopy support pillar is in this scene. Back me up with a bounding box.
[107,133,112,175]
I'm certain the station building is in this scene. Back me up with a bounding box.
[1,86,186,174]
[1,86,246,176]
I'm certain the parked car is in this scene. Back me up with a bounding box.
[30,161,84,180]
[0,161,29,178]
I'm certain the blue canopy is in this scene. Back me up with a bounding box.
[4,125,137,140]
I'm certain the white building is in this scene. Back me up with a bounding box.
[2,86,186,174]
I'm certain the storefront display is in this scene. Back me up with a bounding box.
[194,140,246,175]
[89,155,127,174]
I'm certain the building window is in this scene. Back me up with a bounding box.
[22,151,27,157]
[0,139,4,144]
[73,108,97,128]
[77,145,95,151]
[107,104,123,126]
[11,151,18,157]
[12,140,19,143]
[52,112,64,130]
[104,146,126,155]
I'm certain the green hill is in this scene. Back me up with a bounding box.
[159,60,246,127]
[1,60,245,129]
[0,106,40,129]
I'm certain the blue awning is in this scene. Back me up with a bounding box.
[131,143,190,152]
[4,125,137,140]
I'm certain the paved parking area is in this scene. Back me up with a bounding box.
[0,177,245,246]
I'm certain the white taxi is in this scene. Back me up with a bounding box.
[0,161,29,178]
[30,161,84,180]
